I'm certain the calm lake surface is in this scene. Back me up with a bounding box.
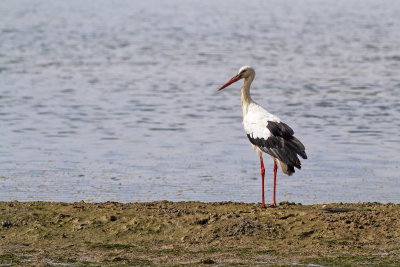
[1,0,399,204]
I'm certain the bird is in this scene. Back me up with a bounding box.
[217,66,307,208]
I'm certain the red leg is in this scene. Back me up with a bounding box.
[271,159,277,207]
[259,154,265,208]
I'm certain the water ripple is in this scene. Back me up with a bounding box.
[1,0,399,204]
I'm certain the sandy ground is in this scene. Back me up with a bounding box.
[0,201,399,266]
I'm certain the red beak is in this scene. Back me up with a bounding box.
[218,74,240,91]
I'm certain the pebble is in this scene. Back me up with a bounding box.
[2,220,12,227]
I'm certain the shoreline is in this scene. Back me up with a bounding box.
[1,201,399,266]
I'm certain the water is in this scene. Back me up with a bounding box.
[1,0,399,204]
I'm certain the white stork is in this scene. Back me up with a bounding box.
[218,66,307,208]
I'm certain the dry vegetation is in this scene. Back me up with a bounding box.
[1,201,399,266]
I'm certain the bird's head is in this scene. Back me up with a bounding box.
[218,66,255,91]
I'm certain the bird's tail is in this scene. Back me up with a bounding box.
[277,160,295,176]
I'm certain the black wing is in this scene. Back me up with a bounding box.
[247,121,307,172]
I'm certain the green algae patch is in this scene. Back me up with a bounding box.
[0,201,399,265]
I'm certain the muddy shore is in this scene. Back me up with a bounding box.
[0,201,399,266]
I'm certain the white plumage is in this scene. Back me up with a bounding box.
[243,102,281,143]
[243,102,290,174]
[218,66,307,207]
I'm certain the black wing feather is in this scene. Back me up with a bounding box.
[247,121,307,172]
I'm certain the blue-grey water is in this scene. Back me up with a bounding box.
[1,0,399,204]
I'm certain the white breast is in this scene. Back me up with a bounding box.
[242,102,281,140]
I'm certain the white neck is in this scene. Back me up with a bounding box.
[241,74,255,118]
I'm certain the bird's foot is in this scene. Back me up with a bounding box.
[260,203,276,208]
